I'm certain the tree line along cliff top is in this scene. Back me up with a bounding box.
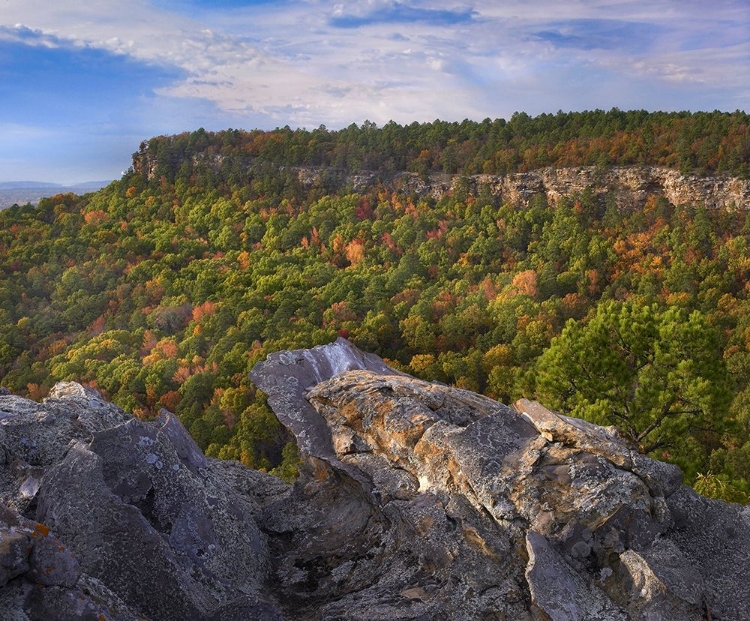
[132,109,750,183]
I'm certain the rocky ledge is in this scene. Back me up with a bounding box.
[1,340,750,620]
[291,166,750,210]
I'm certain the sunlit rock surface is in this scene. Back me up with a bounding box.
[131,149,750,210]
[1,339,749,619]
[285,165,750,210]
[253,339,750,620]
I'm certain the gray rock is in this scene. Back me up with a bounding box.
[0,529,31,588]
[36,418,277,620]
[664,486,750,620]
[155,408,208,473]
[24,583,134,621]
[610,542,705,620]
[1,346,750,620]
[45,380,131,434]
[250,340,750,620]
[525,530,627,620]
[250,337,400,461]
[47,381,102,402]
[250,337,406,500]
[0,579,31,621]
[17,478,39,502]
[0,381,284,620]
[0,381,131,515]
[0,502,136,620]
[26,526,80,588]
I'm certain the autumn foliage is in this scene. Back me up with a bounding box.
[1,112,750,494]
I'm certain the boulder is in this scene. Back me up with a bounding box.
[0,502,134,620]
[35,414,276,621]
[0,383,283,620]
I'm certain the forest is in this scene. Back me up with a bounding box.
[135,109,750,181]
[1,110,750,499]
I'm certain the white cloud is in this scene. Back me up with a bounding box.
[1,0,748,129]
[627,41,750,88]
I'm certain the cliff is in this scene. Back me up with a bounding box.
[1,340,749,620]
[131,138,750,210]
[296,165,750,210]
[132,146,750,210]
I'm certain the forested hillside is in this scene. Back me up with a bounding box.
[134,109,750,181]
[2,110,750,498]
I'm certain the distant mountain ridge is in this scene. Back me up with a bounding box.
[0,181,63,190]
[0,180,112,190]
[0,180,113,209]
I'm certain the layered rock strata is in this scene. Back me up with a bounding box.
[393,166,750,210]
[289,165,750,209]
[0,340,749,620]
[132,144,750,211]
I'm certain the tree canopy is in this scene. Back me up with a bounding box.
[133,109,750,184]
[1,112,750,498]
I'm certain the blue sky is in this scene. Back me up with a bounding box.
[1,1,748,183]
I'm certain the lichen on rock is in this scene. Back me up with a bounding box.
[252,339,750,620]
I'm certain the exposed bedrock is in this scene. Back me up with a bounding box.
[252,338,750,620]
[0,339,749,619]
[0,383,283,620]
[286,166,750,210]
[131,148,750,210]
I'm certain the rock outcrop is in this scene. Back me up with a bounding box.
[132,139,750,211]
[1,338,750,619]
[288,165,750,210]
[253,339,750,620]
[436,166,749,210]
[0,384,284,620]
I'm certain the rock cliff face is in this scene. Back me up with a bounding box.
[1,340,750,620]
[464,166,749,210]
[131,142,749,211]
[298,166,750,210]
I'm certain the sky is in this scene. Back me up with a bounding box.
[0,1,748,184]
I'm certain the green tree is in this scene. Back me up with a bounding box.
[534,301,732,476]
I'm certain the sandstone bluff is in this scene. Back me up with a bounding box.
[133,148,750,211]
[303,166,750,211]
[1,339,749,620]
